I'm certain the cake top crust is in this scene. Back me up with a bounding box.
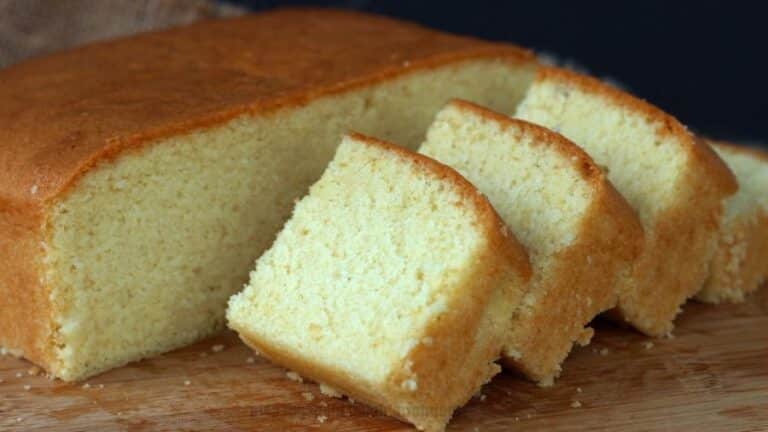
[532,67,737,196]
[0,8,532,206]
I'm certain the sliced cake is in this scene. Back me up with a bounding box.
[420,100,642,385]
[0,8,537,380]
[698,141,768,303]
[515,67,737,336]
[227,132,531,432]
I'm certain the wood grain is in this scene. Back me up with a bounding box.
[1,289,766,432]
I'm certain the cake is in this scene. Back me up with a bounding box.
[0,9,536,380]
[420,100,642,385]
[515,67,737,336]
[697,141,768,303]
[227,132,532,432]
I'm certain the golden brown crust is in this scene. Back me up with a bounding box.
[0,8,535,377]
[0,204,54,367]
[711,139,768,163]
[535,67,737,196]
[0,8,533,207]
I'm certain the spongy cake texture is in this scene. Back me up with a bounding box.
[0,8,535,380]
[515,67,737,336]
[420,100,642,384]
[227,133,531,432]
[698,142,768,303]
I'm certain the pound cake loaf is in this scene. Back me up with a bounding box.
[0,8,536,380]
[420,100,642,385]
[698,142,768,303]
[515,67,737,336]
[227,133,531,432]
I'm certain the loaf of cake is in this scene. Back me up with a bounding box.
[698,141,768,303]
[0,9,536,380]
[420,100,642,385]
[515,67,737,336]
[227,132,531,432]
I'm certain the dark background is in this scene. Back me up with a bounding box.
[229,0,766,145]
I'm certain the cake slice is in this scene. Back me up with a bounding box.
[0,8,536,380]
[697,141,768,303]
[515,67,737,336]
[420,100,642,385]
[227,133,531,432]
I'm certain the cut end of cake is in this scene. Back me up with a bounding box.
[515,66,736,337]
[227,132,531,431]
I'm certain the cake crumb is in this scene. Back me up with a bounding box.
[0,378,5,383]
[319,401,328,408]
[16,417,22,423]
[15,372,23,378]
[286,371,303,383]
[644,341,655,350]
[320,383,342,397]
[23,384,31,391]
[478,393,487,402]
[571,400,582,408]
[98,384,104,389]
[514,416,520,421]
[301,392,314,401]
[184,380,191,386]
[576,387,583,393]
[317,415,327,424]
[599,348,609,356]
[246,356,255,364]
[199,352,208,358]
[27,366,41,376]
[30,185,38,195]
[211,344,225,353]
[348,398,355,405]
[82,383,91,389]
[526,413,532,419]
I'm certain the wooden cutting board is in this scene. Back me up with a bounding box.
[2,289,766,431]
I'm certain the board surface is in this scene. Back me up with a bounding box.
[1,289,766,431]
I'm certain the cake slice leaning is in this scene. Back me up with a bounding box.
[697,141,768,303]
[515,67,738,336]
[226,132,531,432]
[420,100,642,385]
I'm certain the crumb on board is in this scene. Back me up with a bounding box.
[286,371,303,383]
[576,387,583,393]
[320,383,342,398]
[571,400,582,408]
[479,393,487,402]
[23,384,31,391]
[644,341,655,350]
[319,401,328,408]
[301,392,314,401]
[15,372,23,378]
[246,356,255,364]
[599,348,609,356]
[27,366,41,376]
[0,378,5,383]
[82,383,91,389]
[317,415,328,424]
[98,384,104,389]
[211,344,225,353]
[184,380,191,386]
